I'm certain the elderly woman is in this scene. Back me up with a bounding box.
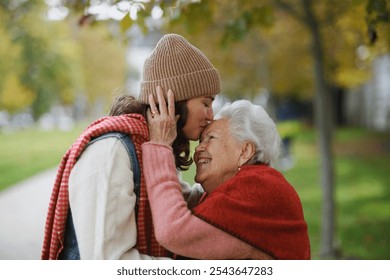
[142,99,310,260]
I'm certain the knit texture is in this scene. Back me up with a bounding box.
[192,165,311,260]
[141,142,272,259]
[41,114,171,259]
[138,34,221,104]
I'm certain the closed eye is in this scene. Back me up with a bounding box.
[203,97,213,108]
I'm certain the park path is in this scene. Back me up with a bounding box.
[0,168,56,260]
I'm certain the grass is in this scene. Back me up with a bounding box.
[331,129,390,259]
[275,128,390,259]
[0,125,84,190]
[1,125,389,259]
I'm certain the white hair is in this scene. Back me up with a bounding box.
[215,99,281,166]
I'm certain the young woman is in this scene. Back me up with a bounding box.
[42,34,222,260]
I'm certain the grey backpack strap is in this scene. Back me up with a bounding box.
[88,132,141,209]
[110,133,141,214]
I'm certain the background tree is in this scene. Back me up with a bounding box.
[74,23,128,116]
[0,10,34,113]
[13,0,390,258]
[0,0,128,120]
[0,0,82,119]
[0,74,34,114]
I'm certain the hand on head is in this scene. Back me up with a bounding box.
[147,86,179,146]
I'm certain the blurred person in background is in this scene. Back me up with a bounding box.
[275,98,303,170]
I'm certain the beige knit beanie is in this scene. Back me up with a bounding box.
[138,34,221,104]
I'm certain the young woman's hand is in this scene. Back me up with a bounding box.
[147,86,180,146]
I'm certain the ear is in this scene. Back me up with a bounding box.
[238,141,256,167]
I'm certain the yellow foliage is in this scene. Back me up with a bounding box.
[75,25,127,111]
[60,88,76,105]
[322,1,375,87]
[335,67,371,87]
[0,75,35,113]
[162,0,389,99]
[0,18,22,85]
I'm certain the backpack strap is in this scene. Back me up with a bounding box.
[59,132,141,260]
[88,132,141,213]
[111,132,141,215]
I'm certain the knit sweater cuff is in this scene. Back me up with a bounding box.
[141,142,178,187]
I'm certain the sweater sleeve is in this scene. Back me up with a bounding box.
[68,138,170,260]
[142,142,271,259]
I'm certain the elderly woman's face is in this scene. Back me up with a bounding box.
[194,118,243,193]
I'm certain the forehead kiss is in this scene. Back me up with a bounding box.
[195,119,231,155]
[199,119,217,141]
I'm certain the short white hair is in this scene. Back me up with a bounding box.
[215,99,281,166]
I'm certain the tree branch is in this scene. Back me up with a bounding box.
[273,0,305,23]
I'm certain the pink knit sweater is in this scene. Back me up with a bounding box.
[141,142,272,259]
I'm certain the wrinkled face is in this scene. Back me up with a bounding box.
[194,118,243,193]
[182,96,214,140]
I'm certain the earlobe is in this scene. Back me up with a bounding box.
[239,141,256,167]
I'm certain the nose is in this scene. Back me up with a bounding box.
[195,142,205,154]
[206,108,214,121]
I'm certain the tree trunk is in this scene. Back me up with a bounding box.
[301,0,336,259]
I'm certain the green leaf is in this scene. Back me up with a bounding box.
[120,12,133,34]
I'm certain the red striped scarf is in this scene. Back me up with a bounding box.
[41,114,171,259]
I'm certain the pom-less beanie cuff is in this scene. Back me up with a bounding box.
[138,34,221,104]
[139,68,220,103]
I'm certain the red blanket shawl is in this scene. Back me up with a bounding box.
[41,114,170,259]
[192,165,310,260]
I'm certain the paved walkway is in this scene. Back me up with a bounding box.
[0,168,57,260]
